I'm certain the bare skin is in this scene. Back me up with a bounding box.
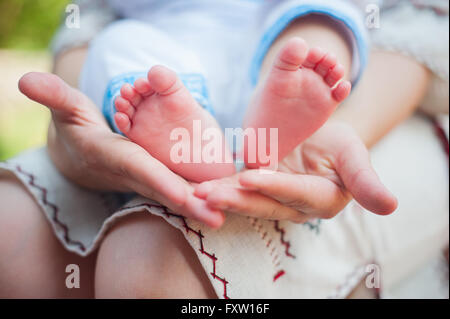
[334,50,431,148]
[196,120,398,223]
[243,37,351,168]
[260,15,353,82]
[52,45,88,88]
[0,15,431,299]
[0,171,96,298]
[95,213,216,298]
[114,66,235,183]
[9,71,223,299]
[196,16,399,219]
[19,72,225,229]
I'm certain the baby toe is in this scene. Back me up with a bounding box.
[275,37,309,71]
[134,78,154,97]
[115,96,135,118]
[147,65,181,95]
[120,83,142,106]
[302,47,326,69]
[314,53,337,78]
[114,112,132,134]
[332,80,352,102]
[325,64,345,87]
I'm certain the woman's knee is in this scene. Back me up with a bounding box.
[0,171,95,298]
[0,172,56,296]
[95,212,216,298]
[0,172,44,258]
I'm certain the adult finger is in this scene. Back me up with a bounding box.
[205,186,309,223]
[335,139,398,215]
[19,72,105,124]
[238,170,350,218]
[90,136,225,227]
[122,149,225,227]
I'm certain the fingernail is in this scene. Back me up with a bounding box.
[206,194,229,211]
[194,182,214,199]
[239,171,261,187]
[207,200,228,211]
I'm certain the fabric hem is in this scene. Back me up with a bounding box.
[0,162,231,298]
[0,161,384,299]
[0,161,89,255]
[328,264,371,299]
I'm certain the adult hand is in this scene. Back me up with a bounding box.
[19,72,224,228]
[195,121,398,223]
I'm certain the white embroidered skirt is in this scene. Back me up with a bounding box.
[1,115,448,298]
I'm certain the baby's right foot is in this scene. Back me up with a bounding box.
[114,66,235,183]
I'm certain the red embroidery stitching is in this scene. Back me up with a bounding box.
[248,217,285,283]
[122,203,230,299]
[273,221,295,258]
[15,165,86,252]
[433,118,449,158]
[273,270,285,282]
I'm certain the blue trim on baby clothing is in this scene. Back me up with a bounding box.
[102,71,215,134]
[250,4,369,87]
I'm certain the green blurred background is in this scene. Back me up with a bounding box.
[0,0,69,160]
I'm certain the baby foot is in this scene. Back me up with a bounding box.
[114,65,235,183]
[243,37,351,169]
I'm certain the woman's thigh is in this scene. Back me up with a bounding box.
[0,171,96,298]
[95,212,216,298]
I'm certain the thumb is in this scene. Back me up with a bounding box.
[336,139,398,215]
[19,72,91,114]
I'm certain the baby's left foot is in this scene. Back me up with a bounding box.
[243,37,351,168]
[114,66,235,183]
